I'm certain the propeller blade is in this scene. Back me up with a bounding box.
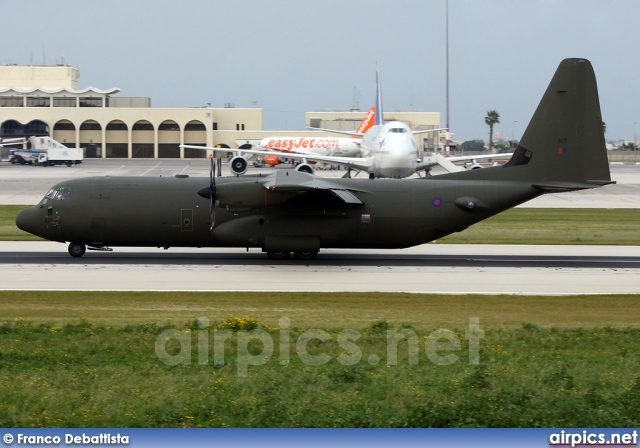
[214,156,216,190]
[209,156,217,231]
[199,156,218,231]
[198,156,218,198]
[210,197,215,232]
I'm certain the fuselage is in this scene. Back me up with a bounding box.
[16,171,542,252]
[360,122,420,178]
[259,136,361,160]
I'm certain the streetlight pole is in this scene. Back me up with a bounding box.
[445,0,450,154]
[634,122,638,164]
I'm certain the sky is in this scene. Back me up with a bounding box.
[2,0,639,142]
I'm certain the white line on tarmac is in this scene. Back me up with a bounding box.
[141,162,162,176]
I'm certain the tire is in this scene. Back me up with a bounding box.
[68,243,86,258]
[267,251,290,260]
[66,161,72,167]
[294,251,318,260]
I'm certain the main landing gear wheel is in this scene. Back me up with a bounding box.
[68,243,86,257]
[294,251,318,260]
[267,251,290,260]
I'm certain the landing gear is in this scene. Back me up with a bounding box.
[294,251,318,260]
[267,251,290,260]
[68,243,86,258]
[266,250,319,260]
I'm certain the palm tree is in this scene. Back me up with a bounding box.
[485,110,500,152]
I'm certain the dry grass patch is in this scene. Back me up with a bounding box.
[1,291,639,330]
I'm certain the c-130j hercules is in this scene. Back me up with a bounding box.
[17,59,614,260]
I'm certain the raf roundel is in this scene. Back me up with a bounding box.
[432,197,443,208]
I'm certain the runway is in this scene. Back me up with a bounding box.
[1,242,638,294]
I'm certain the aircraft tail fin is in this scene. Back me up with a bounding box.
[504,58,612,188]
[355,106,377,134]
[374,61,384,126]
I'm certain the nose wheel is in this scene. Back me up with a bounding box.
[68,243,86,257]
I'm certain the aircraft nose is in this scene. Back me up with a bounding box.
[16,206,39,234]
[16,206,64,242]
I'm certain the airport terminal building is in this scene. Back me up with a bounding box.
[0,64,443,159]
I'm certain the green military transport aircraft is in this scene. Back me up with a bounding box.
[17,59,613,260]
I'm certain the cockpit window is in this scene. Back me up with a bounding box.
[43,186,70,202]
[389,128,407,133]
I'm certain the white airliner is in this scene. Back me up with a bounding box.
[182,64,509,177]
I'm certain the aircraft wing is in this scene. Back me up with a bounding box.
[445,153,513,162]
[305,127,365,137]
[262,170,370,204]
[306,126,446,137]
[181,145,372,173]
[412,127,448,135]
[415,152,514,173]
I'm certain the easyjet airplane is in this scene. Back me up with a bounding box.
[245,106,376,173]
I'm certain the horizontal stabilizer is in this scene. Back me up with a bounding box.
[532,180,616,192]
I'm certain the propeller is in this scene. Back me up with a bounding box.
[197,156,217,231]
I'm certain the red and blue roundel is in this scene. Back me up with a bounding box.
[432,197,443,207]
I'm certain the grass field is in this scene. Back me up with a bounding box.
[439,208,640,245]
[1,291,640,427]
[2,205,640,244]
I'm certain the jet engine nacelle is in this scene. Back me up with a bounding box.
[295,163,314,175]
[230,156,249,175]
[467,161,482,170]
[264,155,281,166]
